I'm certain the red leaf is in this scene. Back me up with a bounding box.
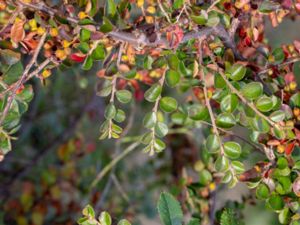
[167,25,184,48]
[285,141,296,155]
[70,53,86,62]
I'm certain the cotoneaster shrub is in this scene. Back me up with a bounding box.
[1,0,300,224]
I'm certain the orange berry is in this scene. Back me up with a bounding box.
[62,40,71,48]
[137,0,144,7]
[293,108,300,117]
[277,145,285,154]
[0,1,7,10]
[289,81,297,91]
[78,11,87,20]
[42,69,51,78]
[50,28,58,37]
[146,6,156,14]
[43,42,52,50]
[55,49,67,60]
[37,27,46,35]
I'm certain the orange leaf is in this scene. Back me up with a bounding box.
[11,19,25,44]
[285,141,296,155]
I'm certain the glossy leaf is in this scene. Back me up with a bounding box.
[144,84,162,102]
[241,82,263,100]
[160,97,178,113]
[157,192,183,225]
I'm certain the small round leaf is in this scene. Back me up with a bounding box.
[160,97,178,113]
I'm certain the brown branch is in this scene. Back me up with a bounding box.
[198,39,225,155]
[14,0,243,59]
[0,31,48,126]
[0,6,23,35]
[258,57,300,75]
[0,57,57,99]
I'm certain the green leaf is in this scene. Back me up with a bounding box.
[92,44,106,60]
[167,54,179,71]
[97,82,112,97]
[256,183,270,200]
[278,207,291,224]
[82,204,95,218]
[206,11,220,27]
[188,104,209,121]
[143,112,157,129]
[104,103,116,119]
[220,94,238,113]
[268,194,284,210]
[231,161,245,174]
[160,97,178,113]
[277,157,288,169]
[100,17,114,33]
[272,48,285,64]
[123,69,136,79]
[82,55,93,70]
[187,218,201,225]
[90,0,99,17]
[216,113,236,128]
[157,192,183,225]
[117,219,131,225]
[215,156,229,172]
[241,82,263,100]
[249,116,270,133]
[173,0,184,9]
[255,96,273,112]
[199,169,212,185]
[205,134,220,153]
[116,90,132,104]
[154,138,166,152]
[106,0,117,16]
[290,93,300,107]
[227,64,246,81]
[114,109,126,123]
[144,84,162,102]
[215,73,226,88]
[143,56,153,70]
[153,57,167,69]
[155,122,169,137]
[171,112,187,125]
[220,208,239,225]
[0,49,21,65]
[270,110,285,122]
[80,29,91,42]
[77,42,90,54]
[191,14,206,25]
[99,211,112,225]
[166,69,180,88]
[224,141,241,159]
[3,61,23,85]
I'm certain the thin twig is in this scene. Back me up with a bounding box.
[199,120,264,153]
[218,70,276,127]
[258,57,300,75]
[157,0,172,23]
[90,142,139,188]
[111,174,130,203]
[0,31,48,125]
[0,57,56,99]
[14,0,242,59]
[207,0,221,12]
[207,50,276,127]
[0,6,23,35]
[198,39,225,155]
